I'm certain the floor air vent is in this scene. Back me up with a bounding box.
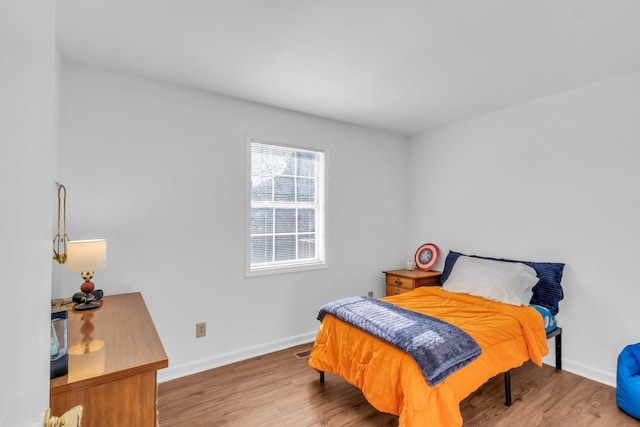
[294,350,311,359]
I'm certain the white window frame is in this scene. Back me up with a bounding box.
[245,135,327,277]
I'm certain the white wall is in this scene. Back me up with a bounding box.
[56,62,409,380]
[56,47,640,392]
[408,70,640,386]
[0,1,56,426]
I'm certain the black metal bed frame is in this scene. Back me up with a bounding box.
[504,326,562,405]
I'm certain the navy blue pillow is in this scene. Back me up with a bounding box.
[440,250,564,315]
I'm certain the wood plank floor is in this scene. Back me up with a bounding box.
[158,343,640,426]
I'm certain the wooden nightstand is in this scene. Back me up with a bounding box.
[383,269,442,296]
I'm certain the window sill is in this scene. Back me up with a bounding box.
[246,262,328,278]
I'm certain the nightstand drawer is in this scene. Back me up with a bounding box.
[385,274,414,290]
[386,285,412,296]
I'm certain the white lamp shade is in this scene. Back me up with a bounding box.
[66,239,107,272]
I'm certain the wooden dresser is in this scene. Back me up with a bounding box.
[50,292,168,427]
[384,269,442,296]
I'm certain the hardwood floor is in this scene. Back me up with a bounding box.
[158,343,640,426]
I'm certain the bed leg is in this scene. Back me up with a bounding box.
[555,330,562,370]
[504,370,512,406]
[319,371,325,384]
[546,327,562,371]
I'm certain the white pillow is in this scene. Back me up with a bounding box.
[464,256,539,305]
[442,256,539,306]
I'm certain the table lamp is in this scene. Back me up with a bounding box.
[66,239,107,311]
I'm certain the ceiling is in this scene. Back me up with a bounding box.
[56,0,640,136]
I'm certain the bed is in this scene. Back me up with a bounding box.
[308,251,565,426]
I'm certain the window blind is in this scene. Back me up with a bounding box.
[249,139,325,272]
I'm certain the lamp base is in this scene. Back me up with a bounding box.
[72,290,103,311]
[73,274,103,311]
[74,301,101,311]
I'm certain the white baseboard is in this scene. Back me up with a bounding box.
[157,331,318,383]
[544,359,616,388]
[158,331,618,389]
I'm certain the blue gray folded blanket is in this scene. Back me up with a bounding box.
[317,296,482,387]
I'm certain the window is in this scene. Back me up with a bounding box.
[247,137,326,274]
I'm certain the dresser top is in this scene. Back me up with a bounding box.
[50,292,168,394]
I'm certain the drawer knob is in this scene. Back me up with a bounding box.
[395,279,402,286]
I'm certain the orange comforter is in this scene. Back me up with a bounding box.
[309,286,548,426]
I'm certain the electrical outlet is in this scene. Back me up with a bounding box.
[196,322,206,338]
[367,290,374,297]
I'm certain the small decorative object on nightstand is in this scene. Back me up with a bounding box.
[383,269,442,296]
[414,243,440,271]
